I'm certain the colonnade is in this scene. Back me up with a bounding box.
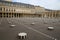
[0,13,22,18]
[41,11,60,18]
[0,11,60,18]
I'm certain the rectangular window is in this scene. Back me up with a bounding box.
[0,7,2,11]
[14,9,15,12]
[6,9,8,11]
[4,8,5,11]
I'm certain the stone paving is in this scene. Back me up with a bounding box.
[0,18,60,40]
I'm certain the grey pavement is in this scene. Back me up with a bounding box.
[0,18,60,40]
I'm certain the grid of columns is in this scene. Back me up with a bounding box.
[1,13,21,18]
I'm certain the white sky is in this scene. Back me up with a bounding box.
[12,0,60,10]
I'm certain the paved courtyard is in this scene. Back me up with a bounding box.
[0,18,60,40]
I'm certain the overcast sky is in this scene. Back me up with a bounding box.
[12,0,60,10]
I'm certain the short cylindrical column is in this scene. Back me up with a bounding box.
[48,27,54,30]
[18,32,27,39]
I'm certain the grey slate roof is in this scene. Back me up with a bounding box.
[0,0,35,9]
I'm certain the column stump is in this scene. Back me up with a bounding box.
[10,25,16,28]
[48,27,54,30]
[18,32,27,39]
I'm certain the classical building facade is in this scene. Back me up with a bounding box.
[0,0,12,2]
[0,0,60,18]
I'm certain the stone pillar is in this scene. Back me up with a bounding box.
[16,13,17,18]
[8,13,9,18]
[42,13,43,18]
[52,12,53,18]
[18,14,19,18]
[46,13,47,18]
[11,13,12,18]
[55,11,56,18]
[44,13,47,18]
[59,11,60,18]
[49,12,50,18]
